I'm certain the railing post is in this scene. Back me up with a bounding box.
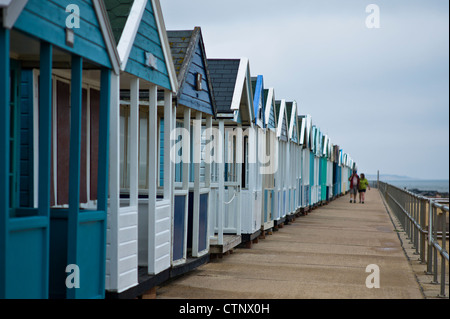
[414,197,419,253]
[427,199,433,275]
[432,204,438,284]
[440,206,447,297]
[419,198,426,263]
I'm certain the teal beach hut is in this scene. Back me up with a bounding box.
[1,0,119,298]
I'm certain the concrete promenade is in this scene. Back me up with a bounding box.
[156,189,424,299]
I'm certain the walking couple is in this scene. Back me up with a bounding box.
[349,171,370,203]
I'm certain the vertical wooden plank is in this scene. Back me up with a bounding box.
[205,116,212,189]
[236,126,242,235]
[182,108,190,262]
[129,78,139,208]
[218,120,225,245]
[67,55,83,299]
[97,67,111,298]
[0,27,9,299]
[38,41,53,299]
[147,85,157,273]
[108,72,120,290]
[182,108,191,191]
[163,91,172,200]
[38,42,53,218]
[192,112,201,256]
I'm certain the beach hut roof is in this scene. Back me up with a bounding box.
[275,99,288,141]
[286,101,298,143]
[251,75,265,128]
[105,0,177,92]
[167,27,217,117]
[263,88,277,130]
[208,58,253,125]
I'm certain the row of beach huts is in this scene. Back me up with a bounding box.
[0,0,356,299]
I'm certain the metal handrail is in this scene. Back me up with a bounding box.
[378,181,449,298]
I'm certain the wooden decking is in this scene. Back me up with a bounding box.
[209,235,242,255]
[156,190,425,299]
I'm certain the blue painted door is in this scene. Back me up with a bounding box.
[2,56,51,298]
[173,195,186,262]
[198,193,209,252]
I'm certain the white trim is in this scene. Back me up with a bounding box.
[264,88,274,127]
[230,58,249,112]
[288,101,297,140]
[152,0,178,94]
[116,0,147,71]
[129,78,139,207]
[2,0,27,29]
[298,118,304,145]
[108,72,121,290]
[0,0,13,6]
[276,99,286,138]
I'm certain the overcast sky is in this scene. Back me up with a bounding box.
[160,0,449,180]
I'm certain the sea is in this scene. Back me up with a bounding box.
[379,180,449,193]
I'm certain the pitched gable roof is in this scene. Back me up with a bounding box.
[208,59,240,114]
[275,99,288,141]
[298,116,306,146]
[105,0,177,92]
[167,27,217,116]
[208,58,253,125]
[12,0,120,74]
[251,75,265,128]
[286,101,298,143]
[264,88,277,130]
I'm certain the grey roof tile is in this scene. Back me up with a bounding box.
[208,59,240,114]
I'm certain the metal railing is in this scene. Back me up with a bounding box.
[377,181,449,297]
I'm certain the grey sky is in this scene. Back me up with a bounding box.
[160,0,449,180]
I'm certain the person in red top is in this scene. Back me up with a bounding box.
[348,171,360,203]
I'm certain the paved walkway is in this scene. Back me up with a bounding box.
[156,189,424,299]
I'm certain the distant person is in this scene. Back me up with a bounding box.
[358,173,370,203]
[349,171,359,203]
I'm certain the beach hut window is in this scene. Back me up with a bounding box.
[224,130,237,183]
[32,75,101,207]
[119,105,130,190]
[210,133,218,183]
[195,73,202,91]
[242,135,249,189]
[118,105,156,191]
[174,120,184,183]
[138,107,150,189]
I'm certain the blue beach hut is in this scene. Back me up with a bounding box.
[0,0,119,298]
[104,0,178,297]
[167,27,216,264]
